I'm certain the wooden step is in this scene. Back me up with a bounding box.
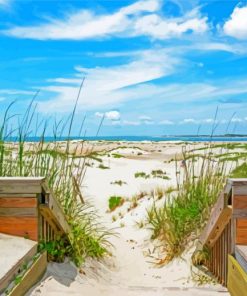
[227,254,247,296]
[6,251,47,296]
[0,233,38,293]
[235,245,247,274]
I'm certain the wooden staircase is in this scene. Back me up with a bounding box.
[195,178,247,295]
[0,177,71,296]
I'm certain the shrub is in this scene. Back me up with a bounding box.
[146,150,226,263]
[108,196,124,211]
[135,171,149,178]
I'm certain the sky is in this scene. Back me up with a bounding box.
[0,0,247,136]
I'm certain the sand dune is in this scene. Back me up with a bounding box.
[29,142,230,296]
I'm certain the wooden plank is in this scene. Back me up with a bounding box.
[208,206,232,247]
[43,190,71,235]
[0,243,37,293]
[9,251,47,296]
[227,255,247,296]
[39,205,62,234]
[236,219,247,245]
[0,217,38,241]
[0,194,36,198]
[0,178,44,194]
[205,206,232,247]
[236,245,247,273]
[233,195,247,209]
[0,177,45,183]
[200,192,225,245]
[0,208,37,217]
[0,185,42,194]
[0,197,37,208]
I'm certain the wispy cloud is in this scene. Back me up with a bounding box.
[159,120,174,125]
[122,120,141,126]
[0,0,10,6]
[0,89,35,96]
[180,118,198,124]
[37,49,180,112]
[3,0,208,40]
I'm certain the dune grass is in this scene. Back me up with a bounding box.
[0,98,111,266]
[108,196,124,211]
[146,148,227,263]
[230,162,247,178]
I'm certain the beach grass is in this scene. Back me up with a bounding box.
[0,99,111,266]
[146,147,227,263]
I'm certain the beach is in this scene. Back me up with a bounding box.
[26,140,241,296]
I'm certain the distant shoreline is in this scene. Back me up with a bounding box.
[5,135,247,142]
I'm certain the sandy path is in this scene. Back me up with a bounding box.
[29,143,229,296]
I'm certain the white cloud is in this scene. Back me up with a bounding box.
[105,111,121,120]
[4,0,208,40]
[159,120,174,125]
[202,118,214,123]
[143,120,154,125]
[95,110,121,120]
[224,5,247,39]
[134,10,208,39]
[122,120,140,126]
[231,117,243,123]
[180,118,198,124]
[0,89,35,95]
[139,115,152,121]
[37,49,180,112]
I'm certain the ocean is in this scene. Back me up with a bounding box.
[10,135,247,142]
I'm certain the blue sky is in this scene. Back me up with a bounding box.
[0,0,247,136]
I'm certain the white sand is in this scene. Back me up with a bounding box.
[29,142,229,296]
[0,233,37,283]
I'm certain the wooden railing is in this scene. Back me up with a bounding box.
[0,177,71,242]
[196,178,247,292]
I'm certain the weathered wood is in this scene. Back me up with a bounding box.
[0,208,37,217]
[227,255,247,296]
[0,185,42,194]
[39,205,61,235]
[0,194,36,198]
[200,193,225,245]
[0,197,37,208]
[0,178,45,194]
[0,217,38,241]
[236,219,247,245]
[0,177,45,183]
[8,251,47,296]
[236,245,247,273]
[42,189,71,235]
[0,243,37,293]
[206,206,232,247]
[233,195,247,209]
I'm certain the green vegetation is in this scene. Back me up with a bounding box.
[151,169,170,180]
[108,196,124,211]
[135,171,149,178]
[112,153,124,158]
[135,170,170,180]
[230,163,247,178]
[110,180,127,186]
[0,99,111,267]
[146,151,226,263]
[98,163,110,169]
